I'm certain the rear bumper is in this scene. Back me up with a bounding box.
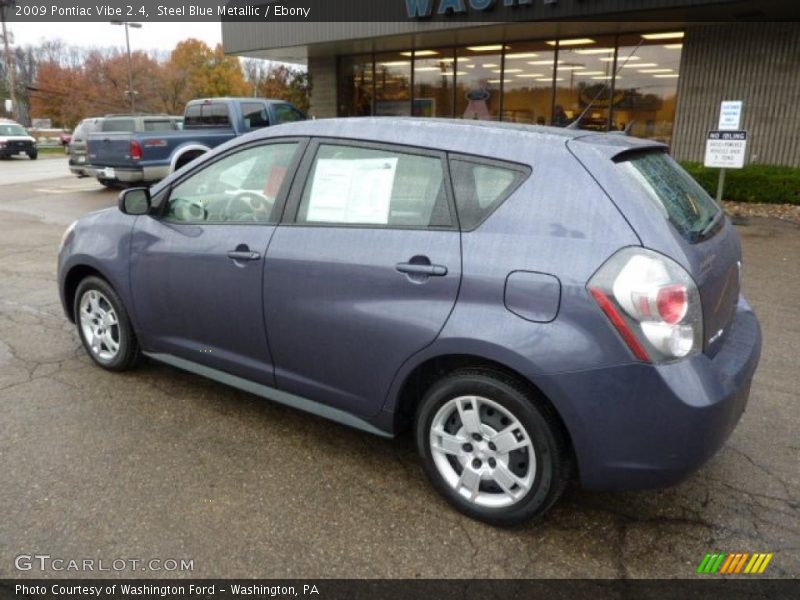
[540,295,761,490]
[69,161,90,177]
[86,165,169,183]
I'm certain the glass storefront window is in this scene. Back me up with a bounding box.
[337,31,683,140]
[553,36,617,130]
[375,52,412,116]
[613,33,683,144]
[338,54,374,117]
[455,46,503,121]
[413,49,456,118]
[501,42,556,125]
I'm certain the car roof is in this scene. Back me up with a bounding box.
[103,114,173,119]
[187,97,294,104]
[257,117,666,160]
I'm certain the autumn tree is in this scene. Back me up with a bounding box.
[245,61,312,113]
[25,38,254,127]
[158,40,248,113]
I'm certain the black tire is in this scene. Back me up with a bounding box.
[98,178,120,189]
[73,276,140,371]
[174,150,205,172]
[415,368,570,526]
[28,150,38,160]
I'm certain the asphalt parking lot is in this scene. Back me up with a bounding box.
[1,156,798,579]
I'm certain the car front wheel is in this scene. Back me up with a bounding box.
[74,276,140,371]
[415,368,570,525]
[28,150,38,160]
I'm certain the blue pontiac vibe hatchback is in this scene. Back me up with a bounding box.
[58,118,761,524]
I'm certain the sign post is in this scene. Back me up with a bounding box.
[705,100,745,202]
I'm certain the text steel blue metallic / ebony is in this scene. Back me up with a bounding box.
[57,118,761,525]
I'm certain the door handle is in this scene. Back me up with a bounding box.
[396,262,448,277]
[227,250,261,261]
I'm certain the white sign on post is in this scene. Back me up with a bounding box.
[718,100,743,130]
[704,130,747,169]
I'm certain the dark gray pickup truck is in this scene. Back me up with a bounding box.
[86,97,305,187]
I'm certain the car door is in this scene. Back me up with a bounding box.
[129,139,307,385]
[263,140,462,417]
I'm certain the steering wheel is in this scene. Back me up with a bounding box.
[229,191,274,222]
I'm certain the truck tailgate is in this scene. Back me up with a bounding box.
[88,133,134,168]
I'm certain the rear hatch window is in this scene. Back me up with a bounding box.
[184,103,231,128]
[102,119,136,133]
[143,119,176,131]
[617,151,722,243]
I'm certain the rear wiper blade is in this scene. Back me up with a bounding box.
[700,209,724,237]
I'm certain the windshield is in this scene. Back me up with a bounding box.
[0,124,28,136]
[619,151,722,243]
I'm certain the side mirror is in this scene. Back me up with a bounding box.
[118,187,151,216]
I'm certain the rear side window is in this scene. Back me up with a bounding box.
[297,144,451,228]
[241,102,270,129]
[184,103,231,128]
[449,158,529,230]
[618,152,721,242]
[102,119,135,132]
[274,104,305,124]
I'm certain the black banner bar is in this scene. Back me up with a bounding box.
[2,579,798,600]
[4,0,800,22]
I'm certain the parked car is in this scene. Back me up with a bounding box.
[86,98,305,188]
[85,114,183,188]
[57,118,761,525]
[68,117,105,177]
[0,119,37,159]
[59,130,72,152]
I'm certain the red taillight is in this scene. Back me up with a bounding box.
[589,288,651,362]
[129,140,142,161]
[656,284,688,325]
[588,248,703,363]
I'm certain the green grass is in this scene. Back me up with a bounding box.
[681,162,800,205]
[37,146,69,155]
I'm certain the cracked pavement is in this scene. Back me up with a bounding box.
[0,157,798,579]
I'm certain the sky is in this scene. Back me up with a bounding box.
[7,22,223,53]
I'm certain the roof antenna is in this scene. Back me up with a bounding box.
[566,40,644,130]
[624,120,636,135]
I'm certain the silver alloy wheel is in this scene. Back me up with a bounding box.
[78,289,120,362]
[429,395,536,508]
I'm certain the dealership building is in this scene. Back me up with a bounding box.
[222,0,799,167]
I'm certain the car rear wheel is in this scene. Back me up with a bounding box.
[415,368,570,525]
[74,276,140,371]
